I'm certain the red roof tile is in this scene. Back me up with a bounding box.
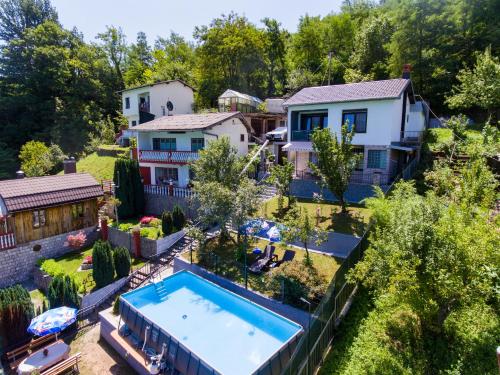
[0,173,103,213]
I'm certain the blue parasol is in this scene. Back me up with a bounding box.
[266,226,282,242]
[28,306,77,337]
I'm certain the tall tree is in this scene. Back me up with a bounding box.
[97,25,127,89]
[262,18,288,96]
[114,158,145,219]
[268,159,294,211]
[194,12,267,107]
[310,126,360,213]
[0,0,57,42]
[124,31,152,86]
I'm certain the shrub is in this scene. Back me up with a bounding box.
[161,211,174,235]
[149,218,161,228]
[266,260,327,307]
[47,275,80,308]
[118,222,135,232]
[92,241,115,288]
[0,285,34,347]
[39,259,65,278]
[65,231,87,250]
[139,216,155,225]
[114,158,145,219]
[113,247,131,278]
[172,205,186,231]
[112,295,121,315]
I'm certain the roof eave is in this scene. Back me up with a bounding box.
[283,95,404,108]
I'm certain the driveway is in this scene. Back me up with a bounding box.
[289,231,361,259]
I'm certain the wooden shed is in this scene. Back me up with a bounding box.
[0,173,104,249]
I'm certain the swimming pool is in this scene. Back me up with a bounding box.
[120,271,302,375]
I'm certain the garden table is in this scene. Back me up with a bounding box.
[17,340,70,375]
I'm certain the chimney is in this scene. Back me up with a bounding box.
[402,64,412,79]
[63,157,77,174]
[16,170,25,179]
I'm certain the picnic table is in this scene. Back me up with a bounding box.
[17,340,70,375]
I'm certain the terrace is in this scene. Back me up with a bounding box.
[138,150,199,165]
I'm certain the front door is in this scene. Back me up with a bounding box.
[139,167,151,185]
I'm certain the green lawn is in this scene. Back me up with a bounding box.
[58,152,118,181]
[41,246,146,294]
[29,288,48,311]
[425,127,482,153]
[259,196,371,236]
[183,234,341,298]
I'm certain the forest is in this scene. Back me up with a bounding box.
[0,0,499,178]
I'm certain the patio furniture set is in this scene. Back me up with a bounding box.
[248,244,295,273]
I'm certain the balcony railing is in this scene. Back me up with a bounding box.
[144,185,196,198]
[400,131,424,144]
[139,150,199,164]
[291,130,315,141]
[0,232,16,250]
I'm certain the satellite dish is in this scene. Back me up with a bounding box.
[166,101,174,112]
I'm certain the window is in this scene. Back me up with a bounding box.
[71,203,84,219]
[300,113,328,131]
[353,147,364,170]
[33,210,46,228]
[155,167,178,183]
[240,134,245,142]
[191,138,204,152]
[131,120,137,126]
[153,138,176,151]
[162,106,166,116]
[125,97,130,109]
[342,110,367,133]
[367,150,387,169]
[279,120,286,127]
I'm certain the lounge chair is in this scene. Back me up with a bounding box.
[269,249,296,268]
[249,245,277,273]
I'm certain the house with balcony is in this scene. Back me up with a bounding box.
[118,79,195,145]
[218,89,287,143]
[282,76,427,189]
[132,112,251,190]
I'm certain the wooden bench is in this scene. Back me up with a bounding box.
[6,334,57,370]
[41,352,82,375]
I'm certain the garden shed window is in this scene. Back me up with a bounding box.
[33,210,46,228]
[72,203,84,219]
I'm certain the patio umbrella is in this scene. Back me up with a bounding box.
[28,306,77,338]
[266,226,281,242]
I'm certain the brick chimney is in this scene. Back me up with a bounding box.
[63,157,77,174]
[402,64,412,79]
[16,170,25,179]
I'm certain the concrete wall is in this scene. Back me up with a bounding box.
[173,257,310,328]
[0,226,99,288]
[209,117,249,155]
[144,192,198,218]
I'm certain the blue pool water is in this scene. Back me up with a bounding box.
[121,271,302,374]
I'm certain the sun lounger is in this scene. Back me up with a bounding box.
[249,245,277,273]
[269,249,296,268]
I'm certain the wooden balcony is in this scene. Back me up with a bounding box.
[138,150,199,165]
[0,232,16,250]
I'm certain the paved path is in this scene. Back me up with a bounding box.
[302,232,361,258]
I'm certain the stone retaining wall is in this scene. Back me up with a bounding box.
[0,226,99,288]
[173,256,310,328]
[108,227,185,259]
[144,192,198,218]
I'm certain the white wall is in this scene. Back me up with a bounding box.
[287,97,406,146]
[137,130,205,150]
[209,117,249,155]
[140,163,190,187]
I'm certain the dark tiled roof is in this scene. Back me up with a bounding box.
[0,173,103,213]
[283,79,410,106]
[133,112,249,132]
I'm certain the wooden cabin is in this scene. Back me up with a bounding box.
[0,172,103,249]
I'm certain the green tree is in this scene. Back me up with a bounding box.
[47,275,79,308]
[19,141,51,176]
[446,47,500,119]
[0,0,57,42]
[229,178,261,244]
[92,240,115,288]
[113,246,131,278]
[268,159,294,211]
[96,25,127,89]
[171,205,186,231]
[124,31,152,86]
[281,206,326,264]
[194,12,267,107]
[161,210,173,236]
[0,284,34,347]
[0,142,17,179]
[262,18,289,96]
[114,158,145,219]
[310,126,360,213]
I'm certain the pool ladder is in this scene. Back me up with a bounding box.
[155,282,169,301]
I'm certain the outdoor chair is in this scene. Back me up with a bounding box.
[270,249,296,268]
[249,245,277,273]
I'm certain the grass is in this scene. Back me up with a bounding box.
[259,196,371,236]
[58,152,118,181]
[318,287,374,375]
[183,233,341,298]
[425,127,482,153]
[41,246,146,294]
[29,288,48,310]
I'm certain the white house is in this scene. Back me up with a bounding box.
[118,79,195,145]
[132,112,251,188]
[282,77,427,185]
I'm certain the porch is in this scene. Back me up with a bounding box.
[138,150,199,164]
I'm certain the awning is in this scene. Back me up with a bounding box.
[282,142,314,152]
[389,144,416,152]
